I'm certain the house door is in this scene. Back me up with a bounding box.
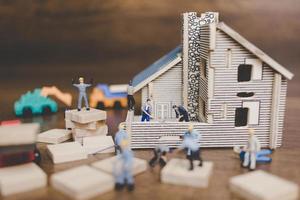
[156,103,169,120]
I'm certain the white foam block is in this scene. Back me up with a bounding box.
[65,119,99,130]
[72,125,108,137]
[65,109,106,124]
[229,170,299,200]
[47,142,88,164]
[83,135,115,154]
[91,156,147,176]
[161,159,213,188]
[0,163,47,196]
[51,165,114,200]
[37,129,72,144]
[0,123,39,146]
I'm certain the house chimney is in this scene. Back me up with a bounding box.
[182,11,219,121]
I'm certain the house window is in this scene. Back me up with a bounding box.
[156,102,169,120]
[226,49,232,68]
[199,97,206,122]
[200,58,207,79]
[245,58,262,80]
[235,107,248,127]
[243,101,260,125]
[237,92,254,98]
[238,64,252,82]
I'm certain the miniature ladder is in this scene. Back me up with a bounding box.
[125,110,134,146]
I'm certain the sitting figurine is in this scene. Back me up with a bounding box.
[242,128,261,170]
[181,124,203,170]
[114,123,128,154]
[141,99,153,122]
[149,145,170,168]
[233,146,272,163]
[114,138,134,191]
[172,105,189,122]
[72,77,93,111]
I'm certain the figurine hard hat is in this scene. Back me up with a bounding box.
[119,122,125,130]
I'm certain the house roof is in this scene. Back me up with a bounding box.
[217,22,294,80]
[132,46,182,92]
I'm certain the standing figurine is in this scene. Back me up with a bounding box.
[114,123,128,154]
[149,145,170,168]
[141,99,153,122]
[114,138,134,191]
[172,105,189,122]
[181,124,202,170]
[72,77,93,111]
[127,80,135,111]
[242,129,261,170]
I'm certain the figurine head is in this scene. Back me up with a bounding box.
[248,128,255,136]
[129,80,132,86]
[146,99,151,104]
[79,77,84,83]
[118,122,125,131]
[172,105,177,109]
[188,123,194,132]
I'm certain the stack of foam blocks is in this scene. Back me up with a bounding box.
[0,123,47,197]
[65,108,108,144]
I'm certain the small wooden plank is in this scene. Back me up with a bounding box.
[37,129,72,144]
[161,159,213,188]
[47,142,88,164]
[0,123,39,146]
[83,135,115,154]
[51,165,114,200]
[0,163,47,196]
[91,156,147,176]
[229,170,299,200]
[72,125,108,137]
[65,109,106,124]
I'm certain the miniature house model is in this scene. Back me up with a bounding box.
[126,12,294,149]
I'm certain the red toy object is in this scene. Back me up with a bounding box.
[0,119,21,126]
[0,151,35,167]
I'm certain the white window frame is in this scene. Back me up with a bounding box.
[245,58,262,80]
[242,101,260,125]
[155,102,170,120]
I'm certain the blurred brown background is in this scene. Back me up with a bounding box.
[0,0,299,119]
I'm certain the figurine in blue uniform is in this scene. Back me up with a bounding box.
[72,77,92,111]
[114,123,128,154]
[172,105,189,122]
[114,138,134,191]
[141,99,153,122]
[149,145,170,168]
[181,124,203,170]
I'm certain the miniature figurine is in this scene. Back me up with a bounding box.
[141,99,153,122]
[72,77,93,111]
[114,138,134,191]
[172,105,189,122]
[127,80,135,111]
[234,146,272,163]
[149,145,170,168]
[242,129,261,170]
[114,123,128,154]
[181,124,202,170]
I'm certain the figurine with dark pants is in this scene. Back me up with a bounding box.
[72,77,92,111]
[114,123,128,154]
[242,128,261,170]
[181,124,202,170]
[172,105,189,122]
[141,99,152,122]
[127,80,135,111]
[149,145,170,168]
[114,138,134,191]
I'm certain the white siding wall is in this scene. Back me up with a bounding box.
[141,63,183,119]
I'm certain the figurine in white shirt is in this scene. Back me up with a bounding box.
[242,128,261,170]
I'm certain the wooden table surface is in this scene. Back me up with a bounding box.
[0,1,299,199]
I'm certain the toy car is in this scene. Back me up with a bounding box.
[90,84,128,109]
[14,88,58,117]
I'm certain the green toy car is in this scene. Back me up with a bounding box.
[14,88,58,117]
